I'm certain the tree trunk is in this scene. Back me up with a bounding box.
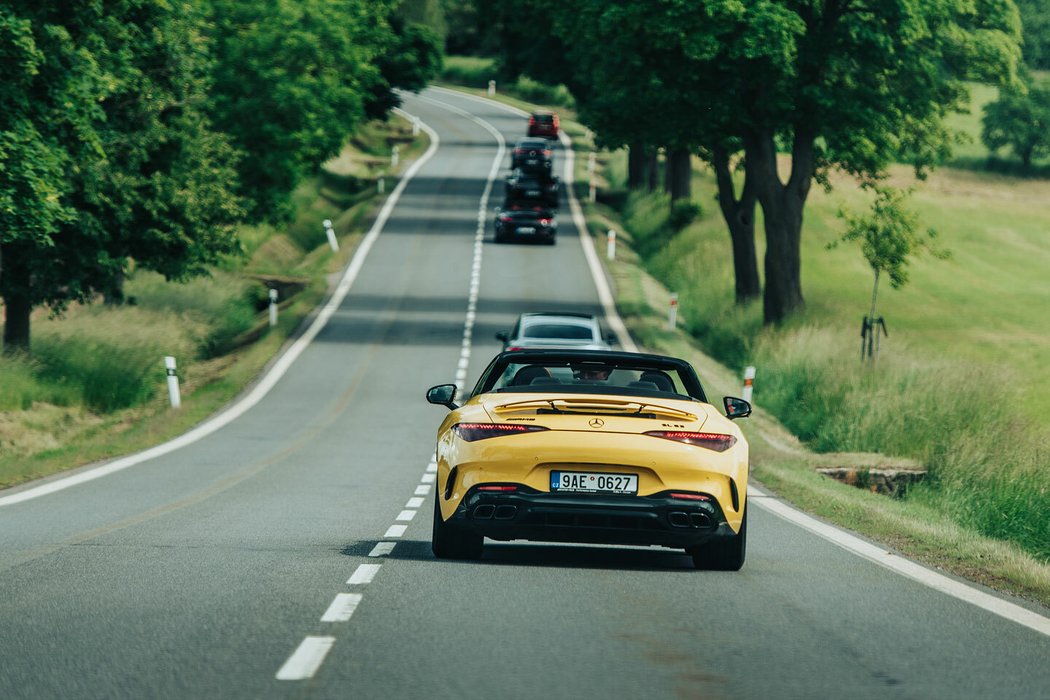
[667,148,692,203]
[647,150,659,192]
[712,145,760,304]
[627,143,646,190]
[2,246,32,355]
[746,129,811,324]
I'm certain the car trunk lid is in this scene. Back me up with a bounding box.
[485,395,709,433]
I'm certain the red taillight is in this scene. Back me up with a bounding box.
[499,215,512,222]
[477,484,518,492]
[514,148,524,155]
[539,218,551,225]
[669,492,711,501]
[543,149,551,156]
[506,346,524,351]
[528,117,536,125]
[453,423,548,441]
[644,431,738,452]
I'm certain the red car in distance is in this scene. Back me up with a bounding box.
[527,110,559,138]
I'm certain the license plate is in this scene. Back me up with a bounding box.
[517,226,536,234]
[526,158,539,165]
[550,471,638,495]
[526,189,540,197]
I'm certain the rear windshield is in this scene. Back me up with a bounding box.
[523,323,594,340]
[489,361,694,399]
[533,114,554,123]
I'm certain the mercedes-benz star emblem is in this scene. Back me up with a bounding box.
[589,418,605,428]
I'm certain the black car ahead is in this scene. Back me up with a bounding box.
[504,168,559,209]
[510,138,554,175]
[494,203,557,245]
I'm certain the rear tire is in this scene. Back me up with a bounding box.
[688,506,746,571]
[432,493,483,560]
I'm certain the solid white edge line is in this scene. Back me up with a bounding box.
[427,85,1050,640]
[754,493,1050,637]
[275,636,336,681]
[0,110,443,509]
[320,592,363,623]
[347,563,382,585]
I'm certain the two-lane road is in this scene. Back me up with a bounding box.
[0,88,1047,699]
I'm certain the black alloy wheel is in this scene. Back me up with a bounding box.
[432,492,484,560]
[688,506,746,571]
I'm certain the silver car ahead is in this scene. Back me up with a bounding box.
[496,312,615,351]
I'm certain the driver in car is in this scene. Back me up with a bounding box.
[575,365,611,382]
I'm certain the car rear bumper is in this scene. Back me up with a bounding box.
[448,486,735,549]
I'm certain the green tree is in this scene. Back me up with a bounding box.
[831,185,948,358]
[704,0,1020,324]
[206,0,393,222]
[363,15,443,120]
[1015,0,1050,69]
[1,1,242,354]
[982,76,1050,170]
[1,2,107,353]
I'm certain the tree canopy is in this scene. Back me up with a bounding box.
[1,0,442,354]
[497,0,1021,324]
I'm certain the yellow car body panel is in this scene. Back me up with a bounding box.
[434,391,748,533]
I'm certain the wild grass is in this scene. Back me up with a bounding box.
[599,143,1050,560]
[0,114,424,486]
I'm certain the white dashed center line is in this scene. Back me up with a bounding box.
[414,484,431,496]
[369,542,396,558]
[321,593,363,623]
[275,637,336,681]
[384,524,408,538]
[347,564,382,585]
[405,497,424,509]
[396,510,417,522]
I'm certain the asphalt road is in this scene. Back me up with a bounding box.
[1,88,1048,700]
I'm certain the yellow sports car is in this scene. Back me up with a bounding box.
[426,349,752,570]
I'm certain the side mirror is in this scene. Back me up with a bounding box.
[495,331,509,342]
[723,396,752,420]
[426,384,458,410]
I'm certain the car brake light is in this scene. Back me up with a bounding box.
[506,346,524,351]
[644,431,737,452]
[539,218,551,225]
[453,423,548,441]
[514,148,524,155]
[543,150,551,156]
[669,492,711,501]
[477,485,518,492]
[499,215,512,222]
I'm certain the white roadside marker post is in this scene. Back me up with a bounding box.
[606,229,616,260]
[412,116,420,136]
[377,177,385,194]
[390,145,399,168]
[742,366,756,403]
[668,293,678,331]
[268,288,279,328]
[589,152,597,202]
[165,356,181,409]
[323,218,339,252]
[488,79,496,96]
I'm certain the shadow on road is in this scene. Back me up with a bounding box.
[342,538,697,571]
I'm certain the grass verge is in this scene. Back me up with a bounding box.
[0,114,429,489]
